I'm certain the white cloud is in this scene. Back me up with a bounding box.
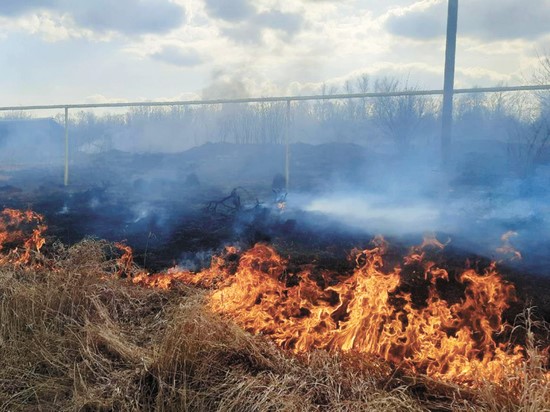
[204,0,255,22]
[385,0,550,42]
[455,67,519,87]
[151,45,202,67]
[0,0,545,107]
[0,0,186,38]
[84,94,129,104]
[203,0,304,45]
[68,0,185,35]
[0,1,57,17]
[15,13,97,42]
[385,0,444,39]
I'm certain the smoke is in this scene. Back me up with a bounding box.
[0,118,64,168]
[282,137,550,275]
[303,193,441,236]
[202,69,251,100]
[3,77,550,277]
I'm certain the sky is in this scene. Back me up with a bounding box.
[0,0,549,106]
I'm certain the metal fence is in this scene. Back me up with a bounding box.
[1,84,550,187]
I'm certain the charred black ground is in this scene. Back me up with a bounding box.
[2,141,550,322]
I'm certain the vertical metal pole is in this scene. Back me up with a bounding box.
[64,107,69,186]
[285,100,291,191]
[441,0,458,166]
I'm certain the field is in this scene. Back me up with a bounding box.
[1,141,550,411]
[0,237,548,411]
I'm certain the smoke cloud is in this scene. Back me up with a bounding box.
[2,76,550,276]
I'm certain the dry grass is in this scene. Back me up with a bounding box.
[0,239,548,411]
[475,308,550,412]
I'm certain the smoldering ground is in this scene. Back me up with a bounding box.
[2,80,550,275]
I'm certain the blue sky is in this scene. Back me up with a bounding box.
[0,0,548,106]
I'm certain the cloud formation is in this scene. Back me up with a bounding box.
[0,1,57,17]
[203,0,254,22]
[0,0,185,35]
[151,45,202,67]
[256,11,303,36]
[0,0,545,107]
[69,0,185,35]
[385,1,445,40]
[385,0,550,41]
[204,0,304,44]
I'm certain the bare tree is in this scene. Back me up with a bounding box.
[508,118,550,176]
[356,74,370,120]
[314,83,339,123]
[506,53,550,175]
[258,102,285,144]
[371,77,428,149]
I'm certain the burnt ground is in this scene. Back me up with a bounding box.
[0,142,372,265]
[2,142,550,326]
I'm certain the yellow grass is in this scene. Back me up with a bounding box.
[0,239,548,411]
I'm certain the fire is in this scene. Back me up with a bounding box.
[48,220,544,391]
[115,242,135,277]
[0,207,543,391]
[136,236,534,388]
[131,246,240,289]
[0,208,47,264]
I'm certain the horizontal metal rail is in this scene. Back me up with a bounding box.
[0,84,549,112]
[2,83,549,187]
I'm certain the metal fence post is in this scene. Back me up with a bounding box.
[441,0,458,166]
[64,107,69,186]
[285,100,291,191]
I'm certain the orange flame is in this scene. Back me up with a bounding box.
[132,245,240,289]
[0,208,47,265]
[134,236,533,388]
[115,242,135,277]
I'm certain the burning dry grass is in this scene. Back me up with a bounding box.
[0,211,549,411]
[0,239,429,411]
